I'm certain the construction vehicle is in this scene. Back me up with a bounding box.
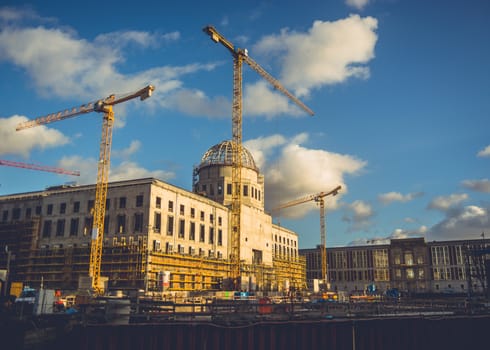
[0,159,80,176]
[272,186,341,289]
[16,85,154,294]
[203,25,314,290]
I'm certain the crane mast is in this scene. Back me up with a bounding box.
[17,85,154,294]
[272,185,341,289]
[0,159,80,176]
[203,25,314,290]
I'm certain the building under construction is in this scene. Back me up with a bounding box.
[0,140,305,295]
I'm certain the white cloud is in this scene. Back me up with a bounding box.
[462,179,490,193]
[428,193,468,211]
[0,115,69,157]
[429,205,490,241]
[346,0,370,11]
[378,191,424,204]
[477,145,490,157]
[253,14,378,97]
[58,155,175,185]
[112,140,142,159]
[246,133,366,216]
[0,8,218,119]
[342,200,375,232]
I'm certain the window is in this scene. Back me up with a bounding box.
[167,216,174,236]
[73,201,80,213]
[218,185,222,195]
[243,185,249,197]
[178,219,185,238]
[42,220,52,238]
[200,211,205,221]
[199,224,205,242]
[105,198,110,210]
[168,201,174,212]
[84,217,93,236]
[12,208,21,220]
[180,204,185,215]
[209,227,214,244]
[25,208,32,219]
[60,203,66,214]
[189,222,195,241]
[35,206,42,215]
[70,218,79,236]
[103,215,110,234]
[154,212,161,233]
[134,213,144,232]
[47,204,53,215]
[119,197,126,209]
[218,229,223,246]
[136,195,144,207]
[56,219,65,237]
[202,184,207,193]
[87,200,94,212]
[156,196,161,209]
[218,216,222,226]
[210,214,214,224]
[210,184,214,196]
[190,208,195,218]
[227,183,232,195]
[117,214,126,234]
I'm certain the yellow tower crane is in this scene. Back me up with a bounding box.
[203,25,314,290]
[272,185,341,289]
[16,85,154,294]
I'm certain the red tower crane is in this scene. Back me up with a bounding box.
[0,159,80,176]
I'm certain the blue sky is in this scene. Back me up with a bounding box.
[0,0,489,248]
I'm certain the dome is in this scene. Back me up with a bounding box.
[199,140,258,171]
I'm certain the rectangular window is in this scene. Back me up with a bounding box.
[2,210,7,222]
[154,212,161,233]
[119,197,126,209]
[199,224,205,242]
[56,219,65,237]
[60,203,66,214]
[189,222,195,241]
[243,185,249,197]
[47,204,53,215]
[168,201,174,212]
[218,184,222,195]
[25,208,32,219]
[35,206,42,215]
[210,214,214,224]
[136,195,144,207]
[156,196,161,209]
[84,217,93,236]
[73,201,80,213]
[200,211,205,221]
[209,227,214,244]
[12,208,21,220]
[42,220,52,238]
[134,213,144,232]
[167,216,174,236]
[87,200,95,212]
[227,183,232,195]
[218,229,223,246]
[190,208,195,218]
[179,219,185,238]
[210,184,214,196]
[117,214,126,234]
[103,215,109,234]
[180,204,185,215]
[70,218,79,236]
[218,216,222,226]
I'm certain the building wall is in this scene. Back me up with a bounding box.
[0,177,303,292]
[301,237,488,295]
